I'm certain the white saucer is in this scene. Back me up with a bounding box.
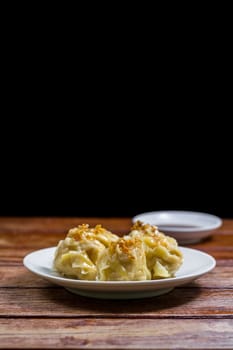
[132,211,222,244]
[23,246,216,299]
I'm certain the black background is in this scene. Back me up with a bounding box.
[1,115,232,219]
[1,2,232,219]
[1,43,232,219]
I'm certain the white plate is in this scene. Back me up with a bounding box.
[132,211,222,244]
[23,246,216,299]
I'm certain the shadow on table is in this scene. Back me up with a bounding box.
[43,282,202,315]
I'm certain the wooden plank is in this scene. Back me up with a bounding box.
[1,230,233,261]
[0,288,232,318]
[0,230,106,250]
[216,259,233,266]
[0,218,232,349]
[0,230,125,250]
[1,231,233,249]
[0,232,65,249]
[0,217,232,245]
[216,219,233,233]
[0,217,231,235]
[1,265,233,289]
[0,266,51,287]
[0,217,132,235]
[0,318,232,349]
[192,234,233,250]
[0,217,231,232]
[0,248,33,264]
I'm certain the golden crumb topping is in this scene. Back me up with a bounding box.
[131,220,158,234]
[53,220,183,281]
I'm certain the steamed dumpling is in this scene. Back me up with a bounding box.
[97,236,151,281]
[53,221,183,281]
[53,224,118,280]
[129,221,183,278]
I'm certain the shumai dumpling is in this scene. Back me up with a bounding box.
[53,224,118,280]
[129,221,183,278]
[53,222,183,281]
[97,236,151,281]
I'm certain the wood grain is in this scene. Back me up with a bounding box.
[0,288,232,317]
[0,318,232,349]
[0,217,233,350]
[0,217,131,235]
[1,236,233,262]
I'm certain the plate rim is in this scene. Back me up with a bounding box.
[23,246,216,289]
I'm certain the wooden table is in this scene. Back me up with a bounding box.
[0,217,232,349]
